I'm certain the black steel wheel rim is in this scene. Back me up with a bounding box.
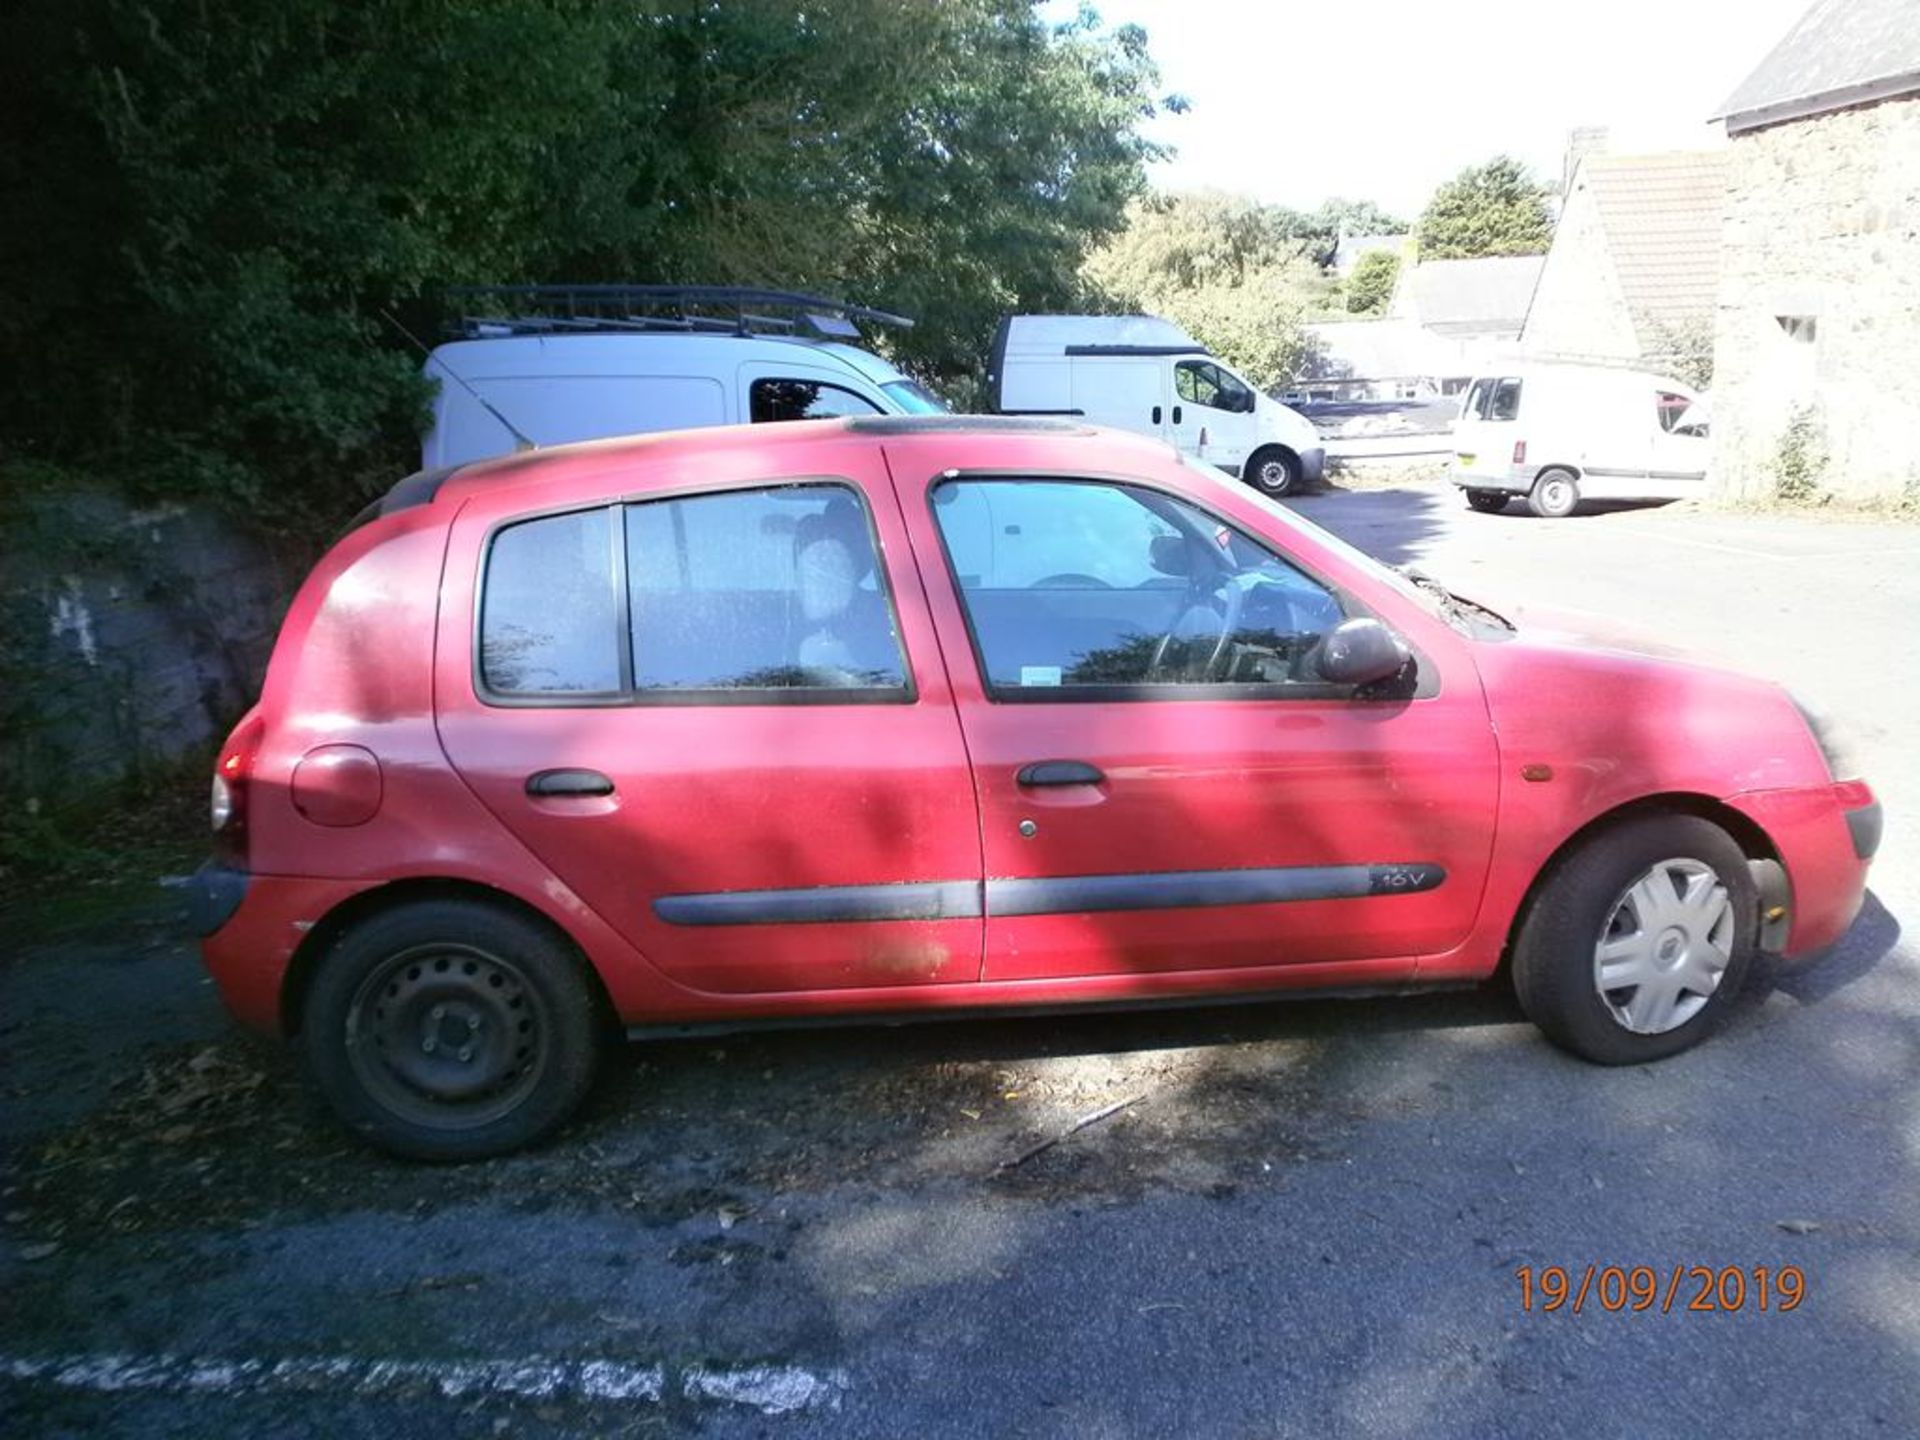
[344,942,551,1131]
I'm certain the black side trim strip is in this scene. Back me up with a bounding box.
[653,864,1446,927]
[655,881,983,927]
[987,863,1445,917]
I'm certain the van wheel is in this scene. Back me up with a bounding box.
[303,898,605,1161]
[1244,447,1300,497]
[1527,468,1581,518]
[1511,815,1757,1065]
[1465,489,1509,513]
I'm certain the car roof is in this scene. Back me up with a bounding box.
[427,332,913,385]
[389,416,1173,521]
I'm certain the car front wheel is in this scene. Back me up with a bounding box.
[302,898,606,1160]
[1511,815,1757,1064]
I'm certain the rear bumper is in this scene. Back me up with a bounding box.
[1729,781,1880,958]
[200,872,378,1035]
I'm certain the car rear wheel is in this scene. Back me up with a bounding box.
[1511,815,1757,1064]
[1244,447,1301,497]
[303,898,605,1160]
[1527,467,1581,518]
[1465,489,1509,513]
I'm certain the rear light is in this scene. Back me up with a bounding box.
[1512,440,1528,465]
[212,712,265,866]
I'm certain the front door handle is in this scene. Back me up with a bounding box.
[1017,760,1105,788]
[1151,404,1163,425]
[526,768,615,798]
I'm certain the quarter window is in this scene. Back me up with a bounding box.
[932,479,1346,696]
[749,379,884,423]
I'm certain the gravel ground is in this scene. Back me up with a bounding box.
[4,483,1916,1437]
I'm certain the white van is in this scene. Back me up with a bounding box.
[989,315,1325,495]
[421,287,946,468]
[1451,364,1710,518]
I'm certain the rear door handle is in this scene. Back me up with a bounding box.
[526,768,615,798]
[1017,760,1105,788]
[1172,404,1183,425]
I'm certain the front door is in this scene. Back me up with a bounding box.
[896,461,1499,984]
[1172,359,1258,471]
[434,439,982,995]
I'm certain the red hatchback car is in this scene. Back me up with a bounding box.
[190,417,1880,1159]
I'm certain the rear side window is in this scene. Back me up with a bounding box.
[749,379,883,423]
[626,484,906,693]
[478,484,908,703]
[480,508,622,695]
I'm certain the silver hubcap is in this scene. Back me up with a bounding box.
[1260,462,1288,489]
[1593,858,1734,1034]
[1542,479,1571,510]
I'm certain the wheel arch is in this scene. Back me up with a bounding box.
[280,877,618,1037]
[1532,462,1583,483]
[1504,791,1788,971]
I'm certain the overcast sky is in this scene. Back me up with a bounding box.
[1052,0,1812,217]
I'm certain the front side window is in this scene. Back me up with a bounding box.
[626,484,907,693]
[1655,390,1694,434]
[1174,360,1252,412]
[481,508,622,696]
[932,478,1346,696]
[749,378,884,423]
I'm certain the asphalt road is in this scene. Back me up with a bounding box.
[4,482,1917,1437]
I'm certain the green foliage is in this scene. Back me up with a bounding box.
[0,0,1171,538]
[1773,405,1828,505]
[1640,316,1715,390]
[1082,192,1331,388]
[1416,156,1554,260]
[1345,249,1400,314]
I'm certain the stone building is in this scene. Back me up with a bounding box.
[1519,151,1728,382]
[1708,0,1920,501]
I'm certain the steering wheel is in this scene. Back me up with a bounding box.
[1031,573,1111,589]
[1147,574,1251,682]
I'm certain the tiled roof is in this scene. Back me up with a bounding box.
[1579,151,1729,343]
[1715,0,1920,132]
[1402,256,1544,335]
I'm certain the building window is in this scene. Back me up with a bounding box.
[1775,315,1817,344]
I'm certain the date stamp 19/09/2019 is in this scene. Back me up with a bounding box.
[1516,1265,1807,1314]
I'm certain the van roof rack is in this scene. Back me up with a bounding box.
[443,285,913,341]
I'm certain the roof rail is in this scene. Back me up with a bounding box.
[442,284,914,342]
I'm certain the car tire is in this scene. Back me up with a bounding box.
[302,898,606,1161]
[1526,467,1581,518]
[1465,489,1509,513]
[1244,447,1301,497]
[1512,814,1757,1065]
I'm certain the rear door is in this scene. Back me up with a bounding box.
[1071,356,1170,439]
[434,437,982,995]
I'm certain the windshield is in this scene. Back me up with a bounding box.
[882,379,950,415]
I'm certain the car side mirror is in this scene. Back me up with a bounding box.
[1315,617,1411,687]
[1148,534,1190,577]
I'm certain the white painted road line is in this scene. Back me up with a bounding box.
[1,1351,849,1414]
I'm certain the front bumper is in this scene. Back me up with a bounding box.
[1299,446,1326,485]
[1730,781,1880,958]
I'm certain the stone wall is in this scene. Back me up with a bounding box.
[1711,96,1920,501]
[0,486,297,822]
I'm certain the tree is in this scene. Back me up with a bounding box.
[1081,192,1329,388]
[1415,157,1554,259]
[1315,198,1407,239]
[0,0,1175,532]
[1345,249,1400,314]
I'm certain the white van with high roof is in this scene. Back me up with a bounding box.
[989,314,1325,495]
[421,286,947,468]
